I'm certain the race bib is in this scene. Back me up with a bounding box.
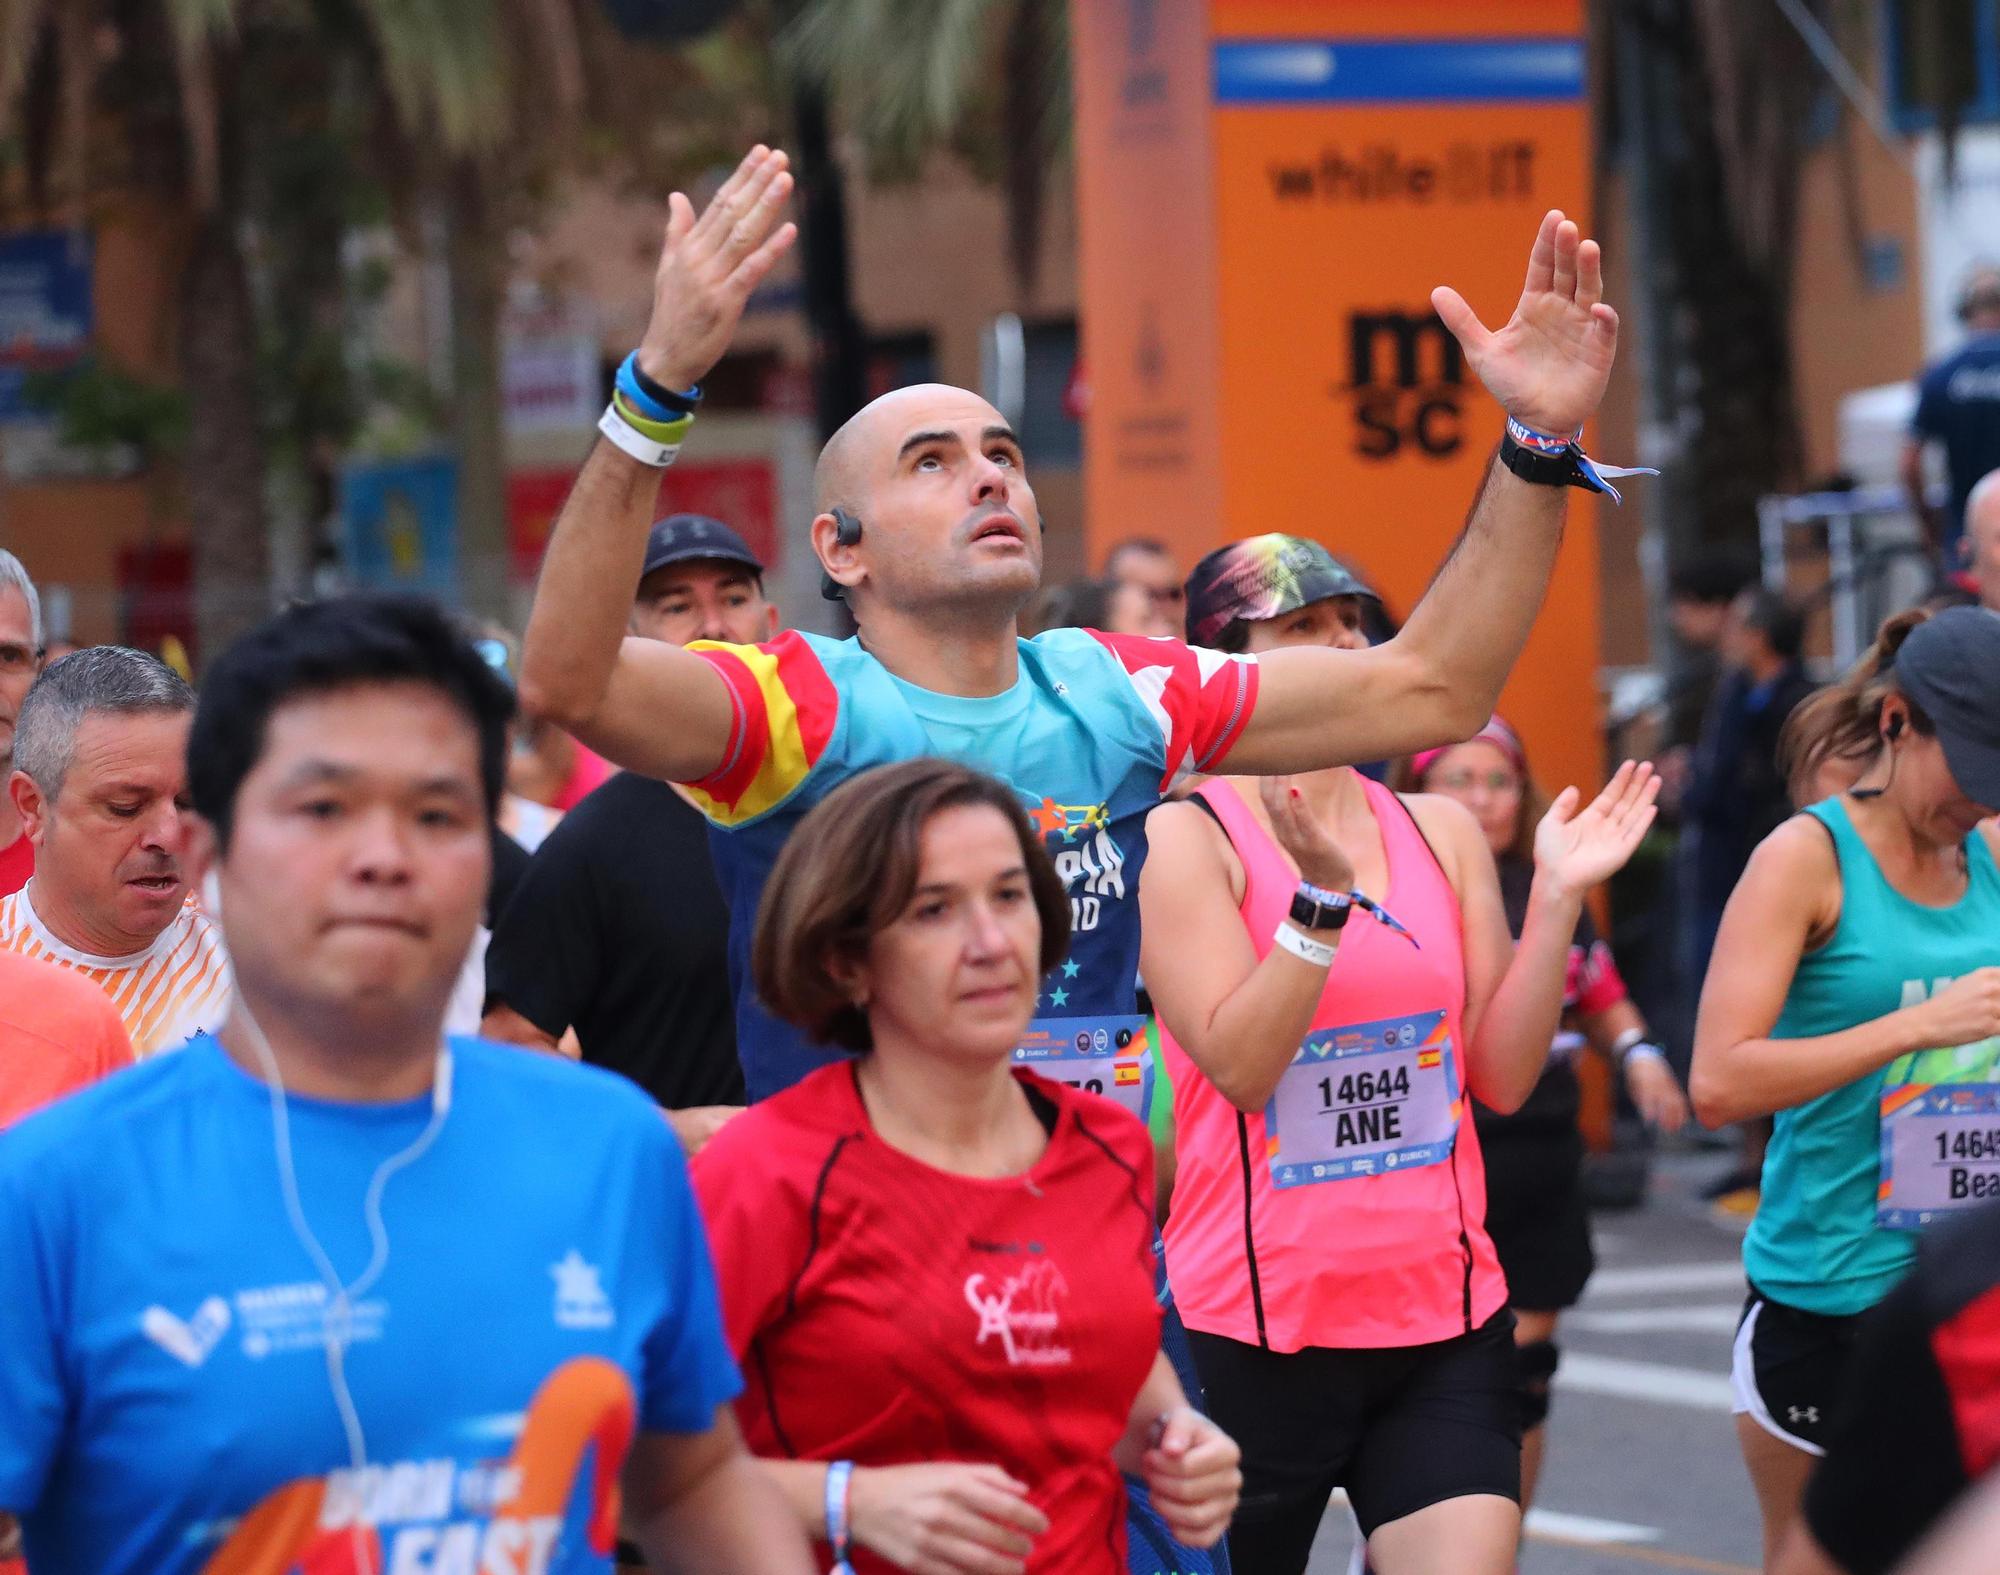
[1265,1008,1460,1190]
[1879,1041,2000,1228]
[1014,1014,1154,1122]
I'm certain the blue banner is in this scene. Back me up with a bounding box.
[1214,37,1585,106]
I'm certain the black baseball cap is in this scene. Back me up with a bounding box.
[1184,533,1377,648]
[1896,606,2000,808]
[639,514,764,583]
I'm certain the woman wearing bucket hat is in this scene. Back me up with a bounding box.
[1139,534,1659,1575]
[1689,605,2000,1568]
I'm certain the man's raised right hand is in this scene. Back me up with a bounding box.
[637,146,798,394]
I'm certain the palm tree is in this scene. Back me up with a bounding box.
[0,0,608,650]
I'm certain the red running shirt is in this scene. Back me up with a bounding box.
[692,1063,1161,1575]
[0,832,30,898]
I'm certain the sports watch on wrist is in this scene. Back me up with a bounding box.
[1289,880,1354,933]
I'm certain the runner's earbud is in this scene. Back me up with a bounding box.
[1854,712,1907,800]
[821,508,865,601]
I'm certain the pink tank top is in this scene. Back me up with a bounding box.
[1160,775,1508,1351]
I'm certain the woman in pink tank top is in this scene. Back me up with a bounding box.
[1140,536,1659,1575]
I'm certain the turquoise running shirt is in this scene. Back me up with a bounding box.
[1745,800,2000,1315]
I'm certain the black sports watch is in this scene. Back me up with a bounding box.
[1288,880,1353,933]
[1498,426,1591,490]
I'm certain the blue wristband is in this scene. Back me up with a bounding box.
[825,1460,855,1572]
[616,351,701,422]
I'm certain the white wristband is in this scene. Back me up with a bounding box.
[1273,921,1337,968]
[597,402,683,467]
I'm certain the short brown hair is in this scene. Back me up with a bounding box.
[751,758,1073,1052]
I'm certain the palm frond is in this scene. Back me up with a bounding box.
[363,0,510,152]
[779,0,996,167]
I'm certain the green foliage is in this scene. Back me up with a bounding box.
[20,356,189,462]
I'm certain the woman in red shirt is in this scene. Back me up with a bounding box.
[693,758,1241,1574]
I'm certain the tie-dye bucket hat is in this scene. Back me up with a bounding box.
[1183,533,1377,648]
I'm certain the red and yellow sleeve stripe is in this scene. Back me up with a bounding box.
[684,632,839,826]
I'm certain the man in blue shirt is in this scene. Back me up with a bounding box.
[0,596,813,1575]
[1904,265,2000,566]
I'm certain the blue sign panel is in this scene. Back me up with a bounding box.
[341,455,460,600]
[0,230,93,422]
[1214,37,1586,106]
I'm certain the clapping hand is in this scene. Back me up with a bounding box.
[1532,760,1660,900]
[1433,210,1620,438]
[1260,778,1355,895]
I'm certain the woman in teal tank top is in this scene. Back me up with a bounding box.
[1690,606,2000,1569]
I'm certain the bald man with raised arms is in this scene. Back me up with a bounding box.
[524,145,1627,1107]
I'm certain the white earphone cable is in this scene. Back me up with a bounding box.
[235,996,452,1574]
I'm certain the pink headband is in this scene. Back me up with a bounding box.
[1410,716,1526,783]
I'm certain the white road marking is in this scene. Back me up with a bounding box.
[1585,1262,1747,1298]
[1555,1351,1736,1411]
[1569,1303,1744,1335]
[1524,1508,1663,1545]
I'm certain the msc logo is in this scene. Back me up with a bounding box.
[1342,309,1464,462]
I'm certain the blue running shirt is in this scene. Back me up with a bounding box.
[0,1035,741,1575]
[683,628,1260,1101]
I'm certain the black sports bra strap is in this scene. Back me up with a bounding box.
[1183,785,1242,857]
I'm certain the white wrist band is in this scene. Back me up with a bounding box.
[1274,921,1337,968]
[1624,1043,1670,1071]
[598,402,683,467]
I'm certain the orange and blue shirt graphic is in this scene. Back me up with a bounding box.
[680,628,1259,1100]
[0,1036,740,1574]
[0,884,230,1059]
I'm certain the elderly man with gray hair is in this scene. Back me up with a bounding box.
[0,551,42,896]
[0,647,230,1058]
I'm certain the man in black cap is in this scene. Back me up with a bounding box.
[483,514,773,1153]
[630,512,779,648]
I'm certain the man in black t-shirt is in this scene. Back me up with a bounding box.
[483,515,777,1152]
[1775,1198,2000,1575]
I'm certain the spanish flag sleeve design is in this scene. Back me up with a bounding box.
[681,632,841,827]
[1085,632,1260,791]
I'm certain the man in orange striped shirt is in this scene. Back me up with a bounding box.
[0,647,229,1058]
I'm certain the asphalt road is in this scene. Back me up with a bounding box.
[1303,1147,1763,1575]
